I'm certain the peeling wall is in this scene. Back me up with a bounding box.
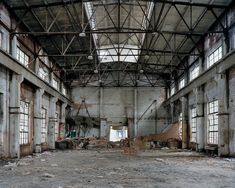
[42,93,50,151]
[0,65,9,157]
[229,67,235,155]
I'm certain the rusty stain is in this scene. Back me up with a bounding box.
[223,130,229,144]
[20,145,33,156]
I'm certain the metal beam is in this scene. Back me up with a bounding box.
[9,0,229,10]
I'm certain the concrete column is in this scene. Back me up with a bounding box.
[99,87,106,138]
[49,68,53,86]
[48,96,57,149]
[11,35,17,58]
[154,101,158,134]
[195,86,204,151]
[99,87,104,119]
[181,96,188,149]
[216,73,229,156]
[59,102,67,139]
[61,103,67,124]
[184,68,189,86]
[35,58,40,74]
[134,88,138,137]
[223,31,230,54]
[34,88,44,153]
[9,73,23,158]
[170,102,174,123]
[198,57,204,73]
[128,118,134,138]
[100,119,108,138]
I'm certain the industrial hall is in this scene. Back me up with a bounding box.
[0,0,235,187]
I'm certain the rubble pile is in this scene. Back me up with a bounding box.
[55,122,181,153]
[87,137,110,149]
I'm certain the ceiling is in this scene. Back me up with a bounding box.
[4,0,233,87]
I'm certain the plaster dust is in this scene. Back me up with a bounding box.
[0,149,235,188]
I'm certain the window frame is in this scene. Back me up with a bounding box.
[16,46,29,67]
[190,64,199,81]
[20,100,30,145]
[179,77,185,89]
[190,107,197,143]
[207,46,222,68]
[55,112,59,141]
[38,66,49,82]
[170,85,175,96]
[41,107,47,143]
[62,84,66,95]
[179,112,183,140]
[207,100,219,145]
[52,77,59,90]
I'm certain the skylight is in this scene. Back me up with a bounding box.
[84,1,154,63]
[98,44,140,63]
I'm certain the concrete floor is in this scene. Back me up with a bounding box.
[0,149,235,188]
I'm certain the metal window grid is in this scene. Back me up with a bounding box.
[208,100,219,144]
[208,46,222,68]
[41,108,47,143]
[20,101,29,145]
[16,47,29,67]
[191,107,197,142]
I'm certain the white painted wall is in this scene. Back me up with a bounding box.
[71,87,166,137]
[136,87,165,136]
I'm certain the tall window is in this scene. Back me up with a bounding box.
[55,112,59,141]
[179,112,183,140]
[52,77,59,90]
[190,107,197,142]
[208,100,218,144]
[16,47,29,67]
[20,101,29,145]
[179,77,185,89]
[38,66,49,82]
[170,85,175,96]
[190,65,199,81]
[41,108,47,143]
[62,85,66,95]
[208,46,222,68]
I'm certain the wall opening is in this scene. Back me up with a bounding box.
[109,126,128,142]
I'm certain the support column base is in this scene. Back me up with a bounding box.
[35,144,42,153]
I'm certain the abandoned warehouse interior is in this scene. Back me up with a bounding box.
[1,0,235,187]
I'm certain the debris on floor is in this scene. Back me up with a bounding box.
[3,161,18,169]
[55,125,182,155]
[123,147,137,155]
[42,173,55,178]
[0,149,235,188]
